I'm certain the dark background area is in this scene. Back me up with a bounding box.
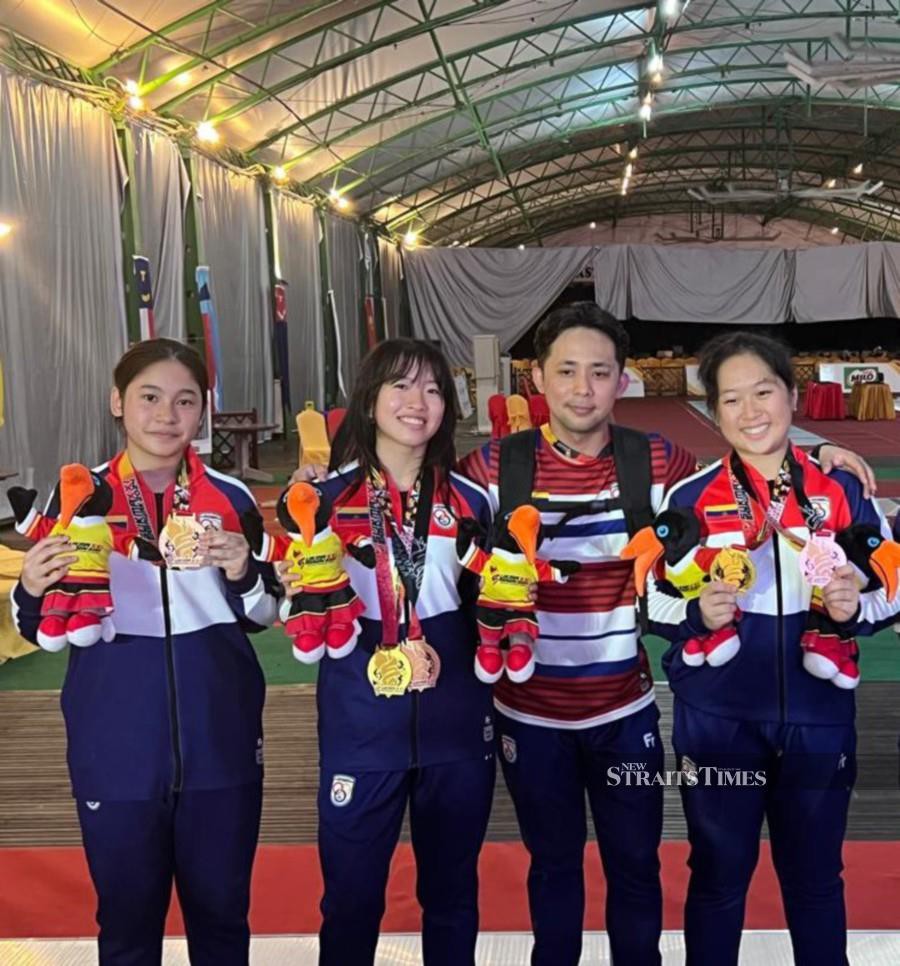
[508,281,900,360]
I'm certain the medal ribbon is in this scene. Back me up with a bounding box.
[119,452,192,543]
[366,467,432,645]
[727,448,824,552]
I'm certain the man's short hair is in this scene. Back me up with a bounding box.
[533,302,629,371]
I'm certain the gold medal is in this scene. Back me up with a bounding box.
[402,637,441,691]
[710,547,756,593]
[159,513,206,569]
[367,646,413,698]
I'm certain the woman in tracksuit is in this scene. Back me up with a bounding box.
[283,339,495,966]
[11,338,278,966]
[645,332,900,966]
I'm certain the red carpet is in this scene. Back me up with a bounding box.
[2,841,898,938]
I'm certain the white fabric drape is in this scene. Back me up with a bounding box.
[867,243,900,318]
[272,191,324,410]
[130,124,189,341]
[0,68,127,510]
[378,238,404,340]
[324,214,364,401]
[192,155,273,422]
[405,247,590,365]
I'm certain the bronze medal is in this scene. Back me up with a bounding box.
[710,547,756,593]
[402,637,441,691]
[367,646,413,698]
[159,513,206,569]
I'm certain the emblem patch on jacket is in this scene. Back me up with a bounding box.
[330,774,356,807]
[501,735,517,764]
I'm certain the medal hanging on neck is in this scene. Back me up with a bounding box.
[119,453,203,569]
[365,467,440,697]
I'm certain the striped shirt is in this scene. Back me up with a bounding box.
[457,425,697,729]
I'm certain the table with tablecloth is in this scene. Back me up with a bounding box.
[849,382,895,421]
[803,381,846,420]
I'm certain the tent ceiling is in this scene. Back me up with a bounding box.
[2,0,899,244]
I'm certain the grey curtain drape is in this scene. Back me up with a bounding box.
[592,246,631,319]
[867,242,900,318]
[378,238,404,340]
[793,246,869,322]
[324,213,364,401]
[130,124,188,341]
[272,191,324,410]
[405,247,590,366]
[192,154,273,422]
[625,245,794,323]
[0,68,126,512]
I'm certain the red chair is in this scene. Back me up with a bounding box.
[326,407,347,441]
[528,394,549,427]
[488,394,510,439]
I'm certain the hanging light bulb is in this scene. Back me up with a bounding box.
[625,162,634,177]
[404,230,418,247]
[830,226,840,235]
[621,179,630,195]
[852,162,863,175]
[629,146,639,160]
[647,52,664,75]
[196,121,219,143]
[0,222,12,240]
[272,166,288,183]
[517,243,525,250]
[660,0,680,18]
[826,178,837,188]
[124,79,139,95]
[128,95,144,110]
[337,196,350,210]
[639,97,652,122]
[175,71,192,87]
[590,221,597,229]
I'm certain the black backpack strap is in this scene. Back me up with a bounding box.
[611,425,654,635]
[498,429,540,516]
[611,425,654,538]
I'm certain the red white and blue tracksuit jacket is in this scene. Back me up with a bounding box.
[647,446,898,725]
[314,464,495,774]
[11,448,279,801]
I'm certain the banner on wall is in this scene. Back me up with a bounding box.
[196,266,224,412]
[132,256,155,341]
[273,280,292,412]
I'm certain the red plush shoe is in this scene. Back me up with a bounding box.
[702,625,741,667]
[682,636,705,667]
[66,612,103,648]
[37,615,68,652]
[325,622,358,659]
[505,644,536,684]
[474,645,503,684]
[292,632,325,664]
[801,631,843,682]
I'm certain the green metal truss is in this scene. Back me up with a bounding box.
[73,0,900,244]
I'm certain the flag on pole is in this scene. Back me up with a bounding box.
[273,280,292,412]
[132,256,155,340]
[196,266,224,412]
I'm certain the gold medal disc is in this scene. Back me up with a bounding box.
[159,514,206,569]
[367,646,413,698]
[710,547,756,593]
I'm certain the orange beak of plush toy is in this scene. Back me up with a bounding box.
[58,464,96,528]
[507,504,541,565]
[286,482,320,546]
[620,526,665,598]
[871,539,900,602]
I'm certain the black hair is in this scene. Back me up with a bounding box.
[114,338,209,403]
[329,338,457,489]
[533,301,629,370]
[698,331,795,412]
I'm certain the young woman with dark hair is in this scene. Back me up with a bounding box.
[11,337,279,965]
[285,338,495,966]
[646,330,900,966]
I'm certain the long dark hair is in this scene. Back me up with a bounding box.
[330,338,457,489]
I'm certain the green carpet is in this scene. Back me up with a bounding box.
[3,628,898,691]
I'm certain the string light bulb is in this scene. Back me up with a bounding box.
[826,178,837,188]
[639,97,652,122]
[831,226,840,234]
[625,162,634,177]
[175,72,192,87]
[517,243,525,250]
[629,146,639,160]
[647,52,664,75]
[196,121,219,143]
[590,221,597,229]
[660,0,680,18]
[124,79,139,95]
[272,166,288,183]
[404,230,418,247]
[0,222,12,240]
[852,162,863,175]
[128,95,144,110]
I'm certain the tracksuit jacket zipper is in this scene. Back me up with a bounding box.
[155,493,184,795]
[772,534,787,724]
